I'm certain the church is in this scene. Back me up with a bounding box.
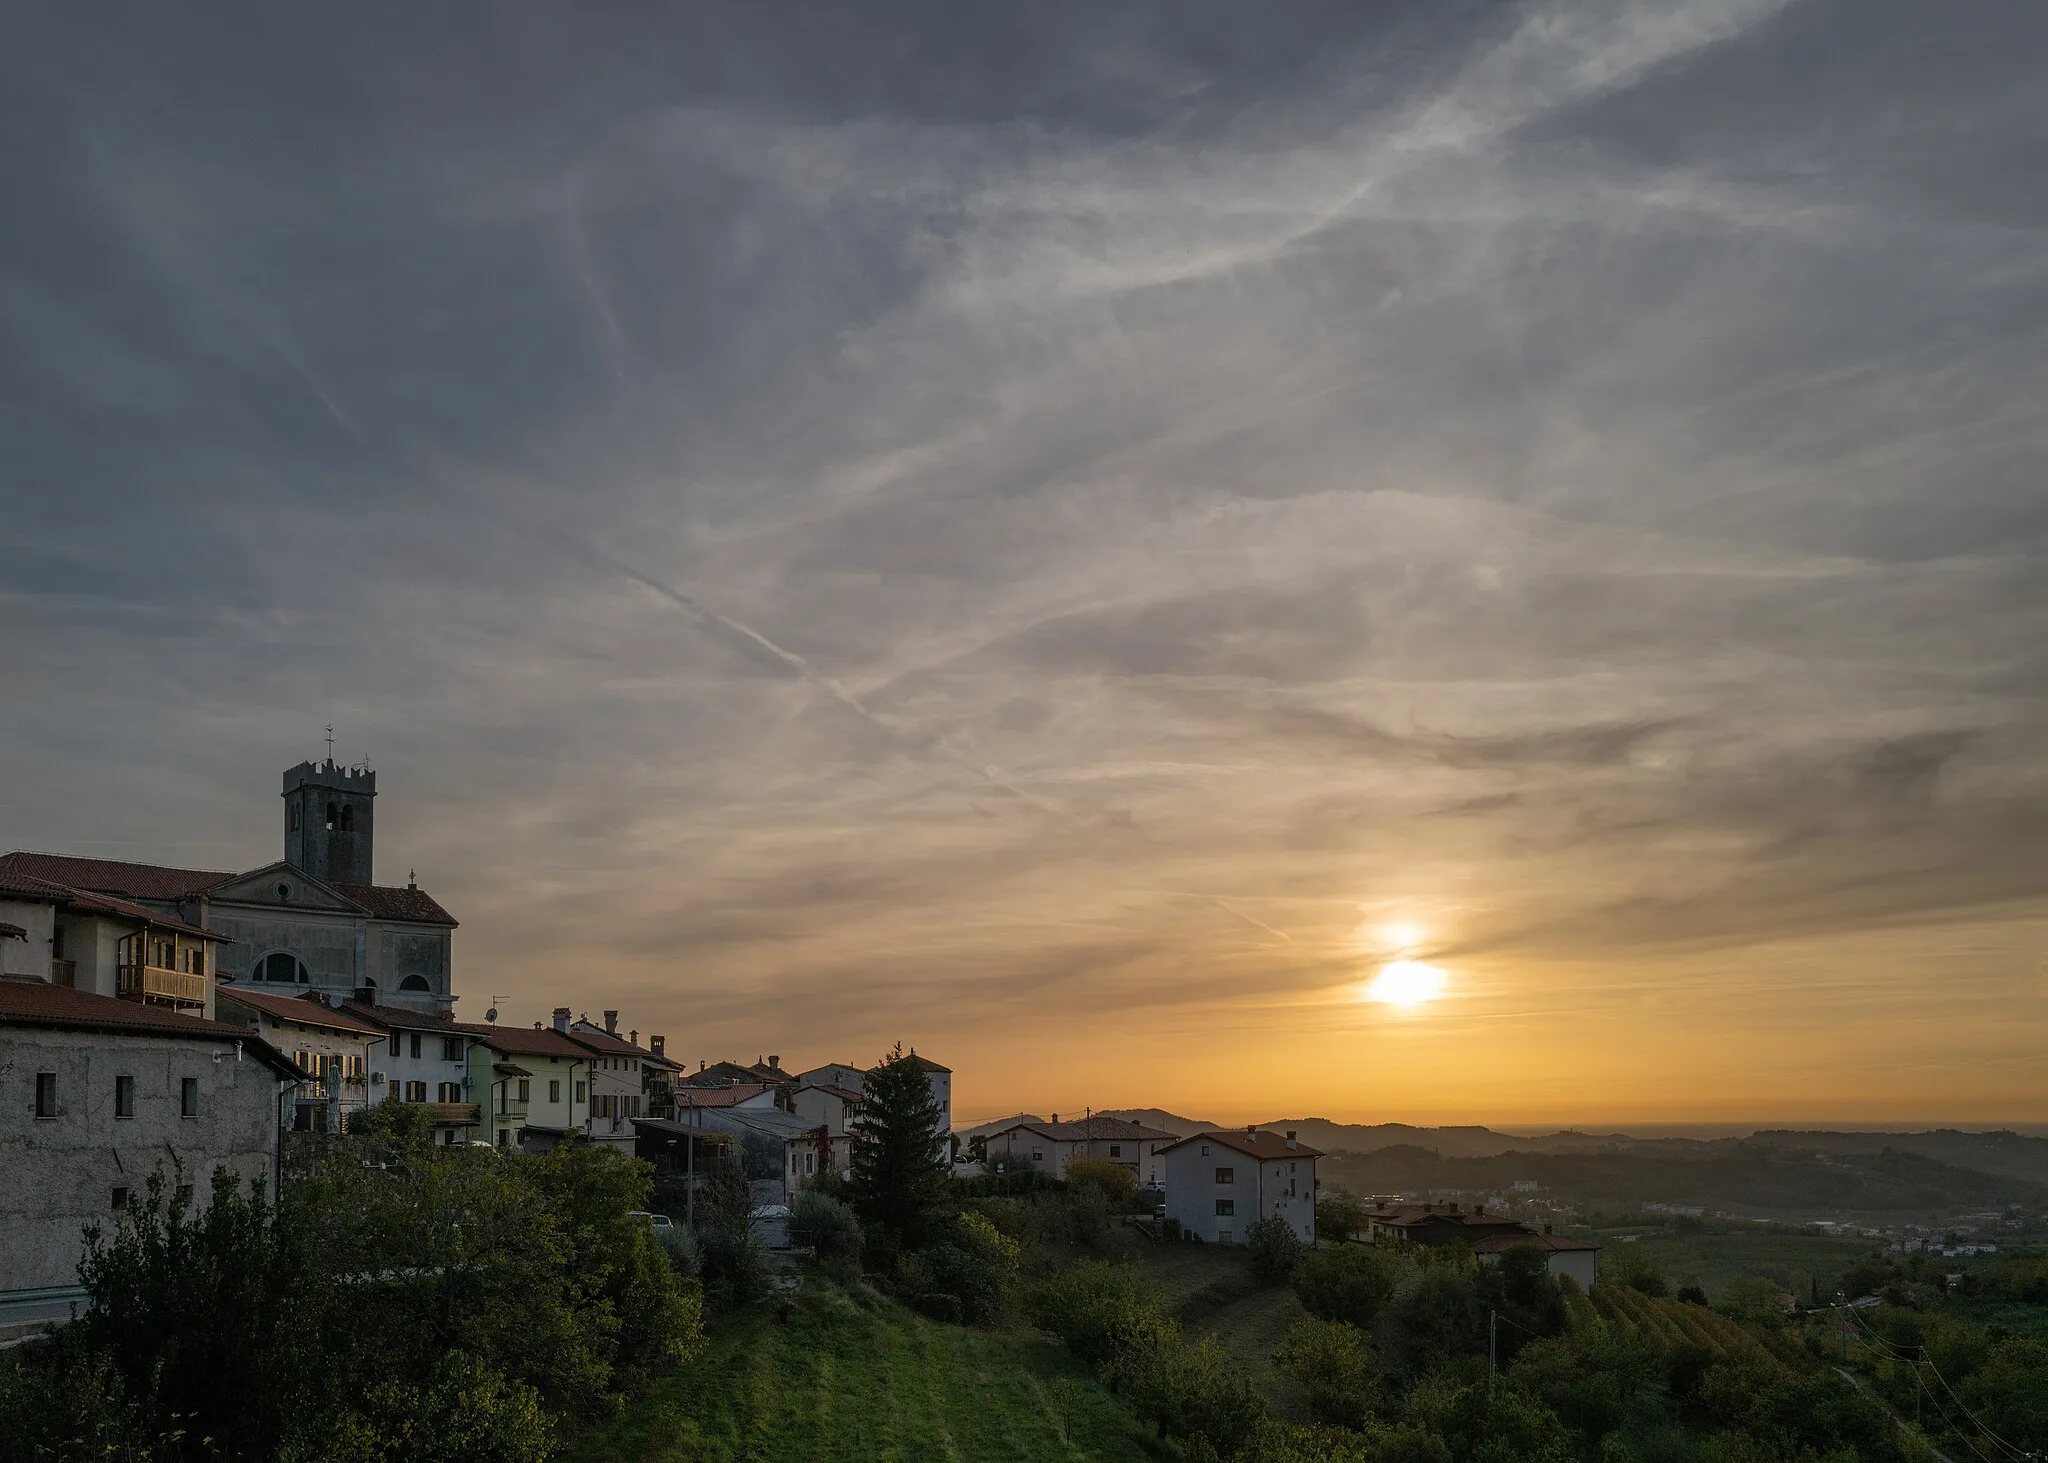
[0,757,457,1016]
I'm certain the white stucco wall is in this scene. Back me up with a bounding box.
[0,1025,282,1293]
[1162,1139,1316,1245]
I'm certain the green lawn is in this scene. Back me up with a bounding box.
[567,1280,1155,1463]
[1601,1228,1877,1301]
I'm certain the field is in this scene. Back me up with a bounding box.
[1599,1228,1876,1301]
[569,1281,1154,1463]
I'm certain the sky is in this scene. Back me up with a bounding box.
[3,2,2046,1129]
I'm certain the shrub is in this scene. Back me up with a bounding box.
[1028,1261,1173,1370]
[1276,1317,1381,1428]
[1107,1331,1265,1455]
[655,1222,701,1277]
[1377,1265,1486,1379]
[1405,1374,1576,1463]
[284,1352,553,1463]
[1295,1245,1404,1330]
[1601,1245,1668,1298]
[1064,1157,1140,1210]
[1315,1188,1372,1246]
[1246,1215,1308,1282]
[896,1211,1019,1326]
[791,1190,863,1264]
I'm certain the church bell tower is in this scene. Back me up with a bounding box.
[283,757,376,886]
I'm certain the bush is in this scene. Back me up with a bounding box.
[1315,1188,1372,1246]
[1276,1317,1381,1428]
[655,1222,701,1277]
[1601,1245,1668,1298]
[1064,1158,1140,1210]
[896,1211,1019,1326]
[1377,1265,1486,1379]
[283,1351,553,1463]
[1247,1215,1308,1282]
[1295,1245,1405,1330]
[1405,1374,1576,1463]
[1106,1331,1265,1455]
[791,1190,863,1264]
[1027,1262,1173,1370]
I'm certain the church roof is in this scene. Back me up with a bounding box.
[333,883,457,927]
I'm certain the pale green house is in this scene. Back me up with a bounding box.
[458,1012,590,1150]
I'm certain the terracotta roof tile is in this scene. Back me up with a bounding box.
[332,883,458,927]
[216,986,388,1035]
[0,852,231,901]
[672,1084,775,1108]
[453,1023,591,1060]
[1470,1231,1600,1253]
[1160,1129,1325,1161]
[0,981,299,1075]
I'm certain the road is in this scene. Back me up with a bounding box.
[0,1286,87,1347]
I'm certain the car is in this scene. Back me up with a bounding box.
[627,1210,674,1232]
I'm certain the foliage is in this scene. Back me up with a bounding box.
[1602,1243,1670,1298]
[1404,1375,1576,1463]
[1955,1336,2048,1454]
[790,1189,863,1264]
[895,1211,1020,1326]
[1315,1188,1373,1247]
[1276,1317,1382,1428]
[344,1094,437,1152]
[849,1044,950,1252]
[1295,1245,1406,1330]
[655,1222,701,1277]
[1474,1245,1567,1362]
[7,1143,701,1463]
[1104,1330,1266,1455]
[1376,1265,1487,1380]
[1026,1261,1174,1371]
[1065,1156,1141,1210]
[689,1157,768,1314]
[1247,1215,1309,1282]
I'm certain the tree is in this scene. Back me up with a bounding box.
[1064,1157,1140,1210]
[1377,1265,1487,1379]
[849,1044,950,1250]
[1295,1245,1405,1330]
[1027,1261,1174,1371]
[1600,1243,1668,1297]
[1247,1215,1309,1282]
[1276,1318,1381,1428]
[1315,1187,1372,1246]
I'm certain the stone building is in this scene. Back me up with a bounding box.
[0,981,298,1294]
[0,756,459,1016]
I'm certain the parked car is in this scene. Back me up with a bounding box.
[627,1210,674,1232]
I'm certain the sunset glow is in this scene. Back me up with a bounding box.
[1365,960,1448,1009]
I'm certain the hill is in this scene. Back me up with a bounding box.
[1747,1128,2048,1184]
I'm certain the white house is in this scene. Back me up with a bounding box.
[346,1001,482,1145]
[0,980,299,1294]
[566,1012,649,1152]
[215,987,384,1134]
[789,1081,862,1175]
[980,1115,1177,1187]
[1160,1127,1321,1246]
[458,1015,590,1152]
[797,1052,950,1137]
[1470,1230,1601,1290]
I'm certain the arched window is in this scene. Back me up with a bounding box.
[255,952,310,984]
[399,974,431,993]
[339,806,355,832]
[325,802,339,831]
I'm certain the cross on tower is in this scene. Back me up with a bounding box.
[324,725,335,760]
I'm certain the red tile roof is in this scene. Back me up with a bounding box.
[0,852,231,901]
[997,1116,1176,1144]
[673,1084,775,1109]
[0,868,223,940]
[1160,1129,1325,1161]
[0,980,299,1075]
[803,1084,866,1105]
[566,1026,645,1058]
[339,1000,459,1033]
[1470,1231,1600,1254]
[216,986,387,1036]
[332,883,457,927]
[455,1023,592,1061]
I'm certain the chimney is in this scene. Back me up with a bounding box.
[1246,1124,1257,1136]
[552,1007,570,1035]
[629,1029,638,1046]
[1286,1130,1298,1150]
[699,1059,706,1072]
[651,1035,666,1057]
[1051,1112,1058,1124]
[604,1010,618,1035]
[768,1054,779,1070]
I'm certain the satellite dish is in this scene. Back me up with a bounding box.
[485,1007,498,1023]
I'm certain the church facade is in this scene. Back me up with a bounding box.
[0,758,457,1016]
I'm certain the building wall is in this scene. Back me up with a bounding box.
[0,1026,281,1292]
[468,1046,587,1149]
[1162,1143,1317,1245]
[0,901,56,980]
[216,1000,380,1130]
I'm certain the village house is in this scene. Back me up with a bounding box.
[459,1013,590,1151]
[344,1002,482,1145]
[215,987,384,1133]
[0,866,231,1018]
[1160,1127,1321,1246]
[979,1114,1177,1187]
[788,1080,862,1176]
[796,1052,951,1136]
[1365,1200,1601,1286]
[640,1033,684,1118]
[1470,1229,1602,1289]
[566,1012,647,1152]
[0,980,299,1294]
[647,1104,829,1210]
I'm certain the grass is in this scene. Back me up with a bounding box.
[1130,1241,1312,1415]
[1601,1228,1877,1302]
[566,1279,1156,1463]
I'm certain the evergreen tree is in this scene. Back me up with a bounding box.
[850,1044,950,1249]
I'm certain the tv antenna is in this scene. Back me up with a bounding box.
[324,724,335,760]
[485,995,509,1023]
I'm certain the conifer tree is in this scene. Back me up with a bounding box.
[850,1043,950,1249]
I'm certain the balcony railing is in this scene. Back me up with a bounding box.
[425,1102,481,1126]
[117,963,206,1007]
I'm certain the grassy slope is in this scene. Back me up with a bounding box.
[1132,1242,1311,1415]
[567,1280,1155,1463]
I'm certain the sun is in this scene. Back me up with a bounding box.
[1376,921,1427,952]
[1364,959,1447,1009]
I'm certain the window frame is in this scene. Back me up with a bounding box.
[1215,1199,1235,1217]
[34,1071,57,1120]
[180,1076,199,1118]
[114,1074,135,1119]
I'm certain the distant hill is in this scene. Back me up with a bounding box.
[1248,1120,1645,1158]
[1747,1129,2048,1184]
[954,1113,1045,1140]
[1096,1109,1218,1137]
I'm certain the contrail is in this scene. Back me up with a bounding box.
[1211,897,1295,945]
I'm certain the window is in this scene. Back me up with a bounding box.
[389,1032,402,1056]
[181,1077,199,1118]
[290,804,302,832]
[575,1082,586,1104]
[547,1080,560,1104]
[1215,1199,1235,1217]
[115,1075,134,1119]
[409,1033,422,1061]
[1031,1149,1044,1162]
[326,801,338,831]
[339,805,354,832]
[390,1078,402,1100]
[518,1080,531,1103]
[443,1037,462,1062]
[34,1072,57,1119]
[1109,1145,1122,1157]
[406,1081,427,1102]
[438,1082,462,1103]
[111,1186,130,1212]
[1215,1167,1235,1185]
[399,975,430,992]
[1200,1144,1210,1157]
[257,951,309,984]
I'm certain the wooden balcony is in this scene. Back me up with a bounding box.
[425,1102,480,1127]
[117,963,206,1008]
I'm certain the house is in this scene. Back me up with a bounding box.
[458,1014,591,1151]
[796,1052,951,1136]
[0,980,299,1294]
[0,755,459,1014]
[1364,1202,1531,1248]
[788,1081,862,1176]
[1160,1128,1321,1246]
[980,1115,1177,1187]
[344,1002,481,1145]
[687,1060,770,1089]
[797,1061,868,1093]
[214,987,384,1133]
[566,1012,649,1152]
[673,1083,783,1113]
[641,1033,685,1118]
[653,1105,830,1209]
[0,866,232,1017]
[1469,1229,1602,1290]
